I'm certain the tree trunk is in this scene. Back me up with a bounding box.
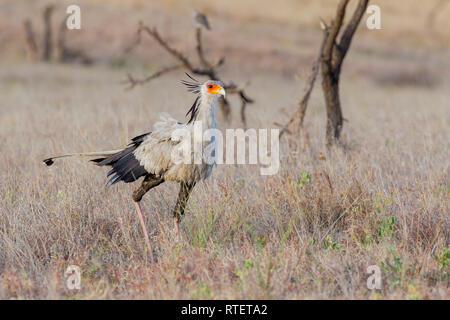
[319,0,369,147]
[42,5,54,61]
[322,72,343,146]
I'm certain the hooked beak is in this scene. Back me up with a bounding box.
[219,87,226,98]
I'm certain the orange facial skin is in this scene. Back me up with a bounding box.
[206,83,222,94]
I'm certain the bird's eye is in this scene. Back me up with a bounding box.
[208,84,213,89]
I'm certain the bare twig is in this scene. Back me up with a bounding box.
[195,28,212,70]
[124,65,183,90]
[125,21,253,126]
[332,0,368,75]
[278,21,329,139]
[278,20,329,139]
[238,90,254,128]
[123,30,142,54]
[138,23,199,73]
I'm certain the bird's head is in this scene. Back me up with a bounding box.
[182,74,226,123]
[181,74,225,99]
[202,80,226,98]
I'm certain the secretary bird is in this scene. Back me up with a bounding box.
[43,74,225,259]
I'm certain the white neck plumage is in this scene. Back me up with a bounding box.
[196,95,218,130]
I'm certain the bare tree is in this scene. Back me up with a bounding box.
[125,22,253,126]
[279,0,369,147]
[278,24,328,139]
[24,4,92,65]
[321,0,369,147]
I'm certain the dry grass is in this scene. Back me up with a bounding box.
[0,0,449,299]
[0,63,448,299]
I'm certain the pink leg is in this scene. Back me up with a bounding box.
[134,201,156,262]
[173,216,179,236]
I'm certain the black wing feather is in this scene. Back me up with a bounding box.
[186,96,200,124]
[92,132,150,185]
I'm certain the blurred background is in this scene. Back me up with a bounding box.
[1,0,449,82]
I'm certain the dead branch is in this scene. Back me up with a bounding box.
[24,4,91,65]
[124,65,183,90]
[237,90,254,127]
[331,0,369,75]
[125,21,253,126]
[138,24,197,72]
[279,0,368,148]
[23,19,38,61]
[123,30,142,55]
[278,21,329,139]
[195,28,212,70]
[42,5,54,61]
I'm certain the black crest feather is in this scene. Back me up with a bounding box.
[181,73,201,94]
[181,73,202,124]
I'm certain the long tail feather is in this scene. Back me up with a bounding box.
[43,149,123,166]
